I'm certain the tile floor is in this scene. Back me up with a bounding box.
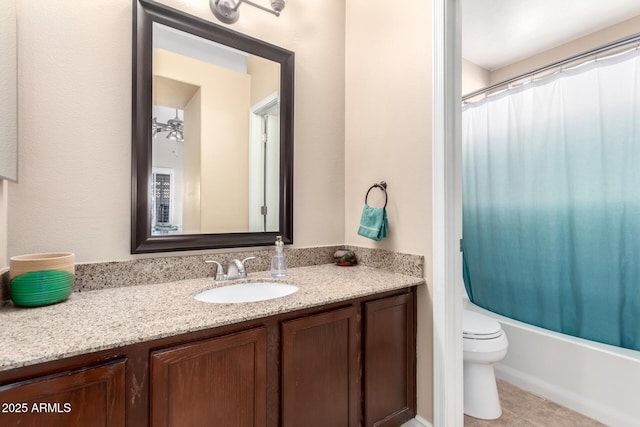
[464,379,606,427]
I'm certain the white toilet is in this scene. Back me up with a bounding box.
[463,309,509,420]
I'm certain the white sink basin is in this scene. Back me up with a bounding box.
[194,282,298,304]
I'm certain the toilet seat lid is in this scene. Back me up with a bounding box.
[463,310,502,339]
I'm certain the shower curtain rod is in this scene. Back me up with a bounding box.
[462,32,640,102]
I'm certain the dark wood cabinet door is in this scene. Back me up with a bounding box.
[0,359,126,427]
[150,327,267,427]
[364,293,416,427]
[281,306,360,427]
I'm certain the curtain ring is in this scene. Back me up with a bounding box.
[365,181,388,209]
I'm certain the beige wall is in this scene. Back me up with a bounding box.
[183,90,202,234]
[10,1,132,262]
[8,0,346,262]
[155,48,252,233]
[462,58,490,97]
[345,0,433,421]
[490,14,640,85]
[247,55,280,107]
[200,71,250,233]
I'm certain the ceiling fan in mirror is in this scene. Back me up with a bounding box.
[152,109,183,142]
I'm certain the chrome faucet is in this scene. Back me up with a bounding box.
[205,257,256,281]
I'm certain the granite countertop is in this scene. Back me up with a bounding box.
[0,264,424,372]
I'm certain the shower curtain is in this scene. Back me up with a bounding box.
[462,49,640,351]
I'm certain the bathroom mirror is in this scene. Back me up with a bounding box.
[0,0,18,182]
[132,0,294,253]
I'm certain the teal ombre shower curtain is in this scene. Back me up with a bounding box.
[462,49,640,351]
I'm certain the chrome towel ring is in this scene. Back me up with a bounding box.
[365,181,388,208]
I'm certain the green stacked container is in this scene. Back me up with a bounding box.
[9,252,75,308]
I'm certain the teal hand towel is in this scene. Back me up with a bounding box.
[357,204,388,241]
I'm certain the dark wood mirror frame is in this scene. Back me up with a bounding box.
[132,0,294,253]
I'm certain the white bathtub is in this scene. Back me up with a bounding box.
[465,300,640,427]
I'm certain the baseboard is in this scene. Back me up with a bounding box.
[495,364,637,427]
[401,415,433,427]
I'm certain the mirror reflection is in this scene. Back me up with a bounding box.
[132,0,294,253]
[151,23,281,236]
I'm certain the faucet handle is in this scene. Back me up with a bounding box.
[241,256,256,268]
[234,257,256,278]
[205,260,225,281]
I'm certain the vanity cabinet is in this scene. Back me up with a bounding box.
[281,306,360,427]
[0,359,126,427]
[150,327,267,427]
[364,293,416,427]
[280,293,416,427]
[0,287,416,427]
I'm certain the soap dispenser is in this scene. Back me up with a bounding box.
[271,236,288,278]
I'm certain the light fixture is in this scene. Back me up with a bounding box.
[152,109,184,143]
[209,0,287,24]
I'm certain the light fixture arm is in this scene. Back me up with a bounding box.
[234,0,280,16]
[210,0,286,24]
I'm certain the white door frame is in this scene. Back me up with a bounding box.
[432,0,463,426]
[248,92,280,232]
